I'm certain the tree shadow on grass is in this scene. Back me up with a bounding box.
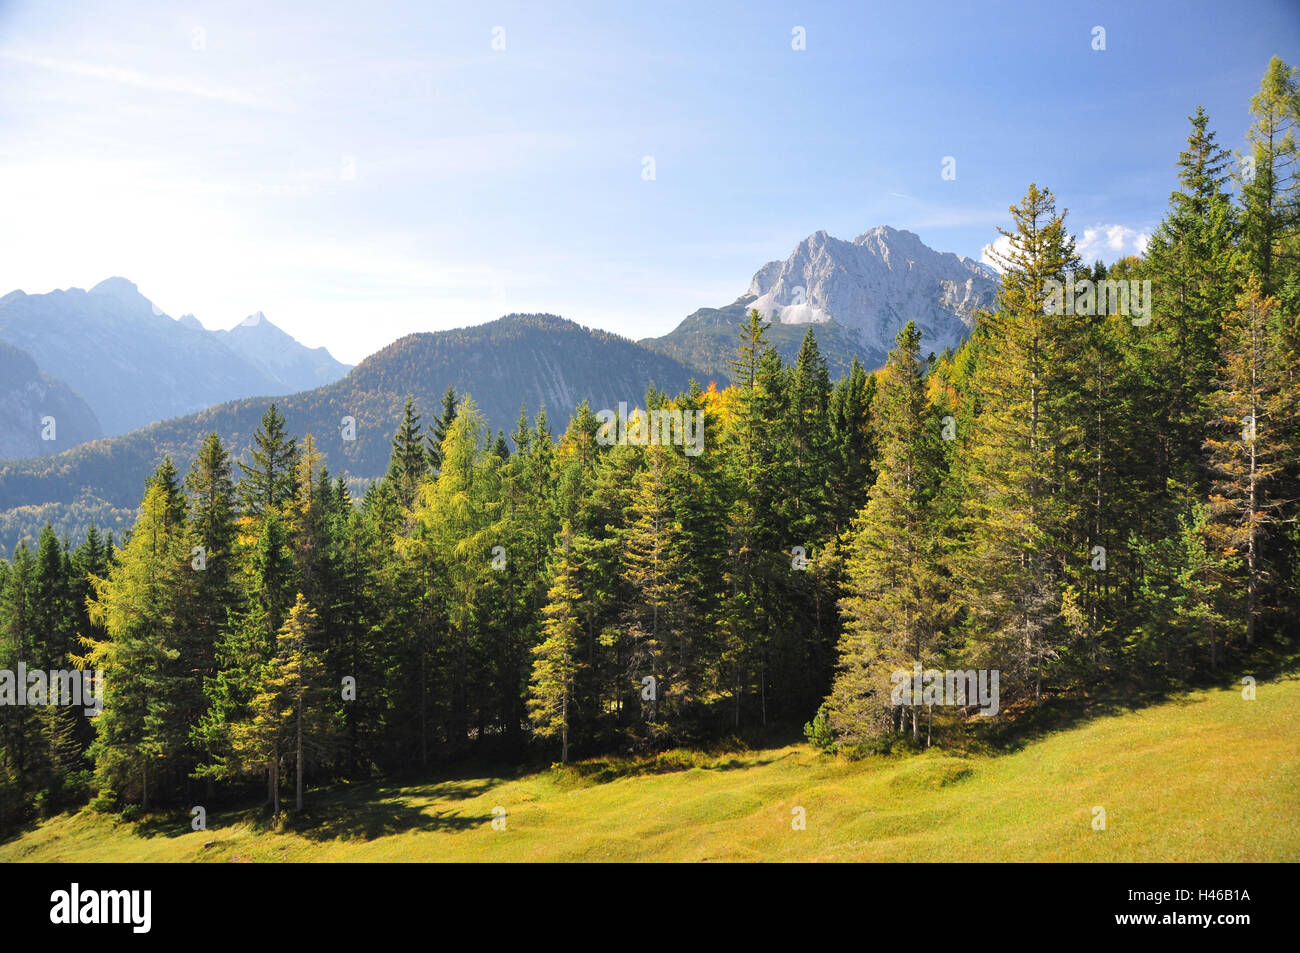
[556,719,808,786]
[287,795,491,843]
[976,656,1300,757]
[262,775,500,842]
[128,776,499,842]
[562,750,780,786]
[698,756,779,773]
[0,814,50,847]
[132,811,199,839]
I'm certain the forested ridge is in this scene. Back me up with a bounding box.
[641,298,887,383]
[1,59,1298,830]
[0,313,702,557]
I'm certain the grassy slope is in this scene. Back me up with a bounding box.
[4,677,1298,863]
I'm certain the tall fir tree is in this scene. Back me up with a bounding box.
[239,405,299,520]
[1139,105,1242,492]
[1242,57,1300,295]
[427,385,460,472]
[387,400,427,508]
[230,593,331,813]
[81,479,189,807]
[178,434,240,789]
[1204,281,1297,645]
[956,184,1084,702]
[527,524,584,763]
[829,322,947,745]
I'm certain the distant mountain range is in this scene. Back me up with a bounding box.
[642,225,997,379]
[0,341,103,458]
[0,314,703,554]
[214,311,352,396]
[0,227,998,551]
[0,278,351,440]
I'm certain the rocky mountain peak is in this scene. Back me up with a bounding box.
[744,225,998,356]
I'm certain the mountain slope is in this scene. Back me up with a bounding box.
[0,314,707,551]
[0,341,102,458]
[0,279,349,439]
[215,311,352,393]
[645,298,875,382]
[644,226,998,379]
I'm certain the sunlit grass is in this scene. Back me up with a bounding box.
[4,676,1296,862]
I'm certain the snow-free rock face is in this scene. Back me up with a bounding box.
[745,225,998,357]
[642,226,999,381]
[0,280,350,441]
[0,341,102,458]
[216,312,352,395]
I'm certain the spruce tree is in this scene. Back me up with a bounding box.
[528,524,584,763]
[788,328,833,541]
[721,309,781,728]
[387,400,426,507]
[1140,105,1242,488]
[828,322,946,745]
[828,358,876,535]
[196,513,295,796]
[179,434,239,786]
[1132,503,1240,677]
[427,385,459,472]
[619,435,687,743]
[239,405,299,519]
[0,545,42,814]
[405,396,504,748]
[290,433,327,603]
[957,184,1084,702]
[31,526,73,672]
[1204,281,1297,644]
[82,481,188,807]
[1242,57,1299,295]
[229,594,331,814]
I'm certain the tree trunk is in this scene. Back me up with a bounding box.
[457,617,469,745]
[296,699,304,812]
[271,744,280,815]
[1247,417,1257,645]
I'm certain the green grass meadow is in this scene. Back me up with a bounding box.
[4,676,1297,862]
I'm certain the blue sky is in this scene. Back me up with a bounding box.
[0,0,1295,364]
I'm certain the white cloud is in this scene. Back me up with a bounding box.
[1075,224,1151,264]
[979,234,1015,274]
[982,225,1152,274]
